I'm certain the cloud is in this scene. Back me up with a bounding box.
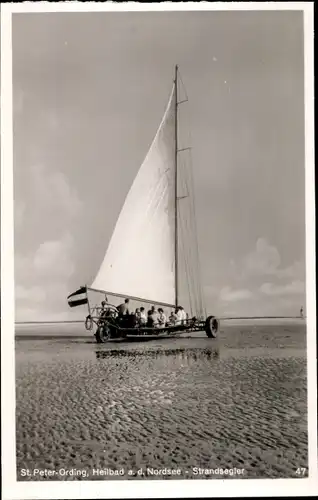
[15,285,46,303]
[275,260,305,280]
[244,238,281,276]
[15,233,76,321]
[14,163,82,234]
[30,164,82,219]
[33,233,74,279]
[242,238,305,281]
[220,286,253,302]
[260,280,305,296]
[204,284,218,298]
[14,159,82,321]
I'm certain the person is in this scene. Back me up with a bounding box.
[158,308,167,326]
[139,307,147,326]
[147,310,154,327]
[151,307,159,327]
[100,299,110,317]
[148,305,155,315]
[175,306,186,326]
[169,310,177,326]
[300,306,304,319]
[117,298,130,316]
[128,311,138,328]
[147,307,159,327]
[174,306,181,325]
[179,306,187,324]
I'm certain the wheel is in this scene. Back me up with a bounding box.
[95,324,111,343]
[205,315,219,338]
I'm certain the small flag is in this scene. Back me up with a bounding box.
[67,286,88,308]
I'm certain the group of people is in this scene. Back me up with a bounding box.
[99,297,188,328]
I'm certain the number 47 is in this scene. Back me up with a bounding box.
[296,467,307,476]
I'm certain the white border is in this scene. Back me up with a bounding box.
[1,2,316,499]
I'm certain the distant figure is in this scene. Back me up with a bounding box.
[300,306,304,319]
[117,298,130,316]
[158,308,167,326]
[139,307,147,326]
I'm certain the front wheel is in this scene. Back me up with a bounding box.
[205,316,219,338]
[95,324,111,343]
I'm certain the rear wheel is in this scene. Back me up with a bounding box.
[205,316,219,338]
[95,324,111,343]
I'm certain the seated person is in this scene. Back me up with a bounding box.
[135,308,141,322]
[158,308,167,326]
[179,306,187,324]
[117,298,130,317]
[151,307,159,327]
[147,310,154,327]
[139,307,147,326]
[147,308,159,327]
[148,305,155,315]
[128,312,138,328]
[174,306,182,325]
[147,306,159,326]
[100,299,111,318]
[168,310,177,326]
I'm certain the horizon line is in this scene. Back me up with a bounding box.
[13,315,306,325]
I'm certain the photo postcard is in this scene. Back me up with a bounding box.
[1,2,317,499]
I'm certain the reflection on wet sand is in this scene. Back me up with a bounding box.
[95,347,220,361]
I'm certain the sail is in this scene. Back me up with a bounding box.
[91,85,176,305]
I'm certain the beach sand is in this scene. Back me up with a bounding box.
[15,321,308,480]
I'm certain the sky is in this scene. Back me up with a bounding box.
[12,9,306,321]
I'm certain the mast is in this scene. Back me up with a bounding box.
[174,64,179,308]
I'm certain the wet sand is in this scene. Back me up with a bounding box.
[15,321,308,480]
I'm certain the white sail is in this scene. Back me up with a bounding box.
[91,85,176,305]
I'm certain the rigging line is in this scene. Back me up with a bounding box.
[176,78,203,317]
[181,213,196,317]
[178,185,194,311]
[184,161,204,318]
[179,132,205,317]
[181,161,199,280]
[181,170,198,311]
[177,70,189,101]
[179,186,195,312]
[179,214,194,317]
[187,148,206,316]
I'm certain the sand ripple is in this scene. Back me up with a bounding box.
[16,335,307,480]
